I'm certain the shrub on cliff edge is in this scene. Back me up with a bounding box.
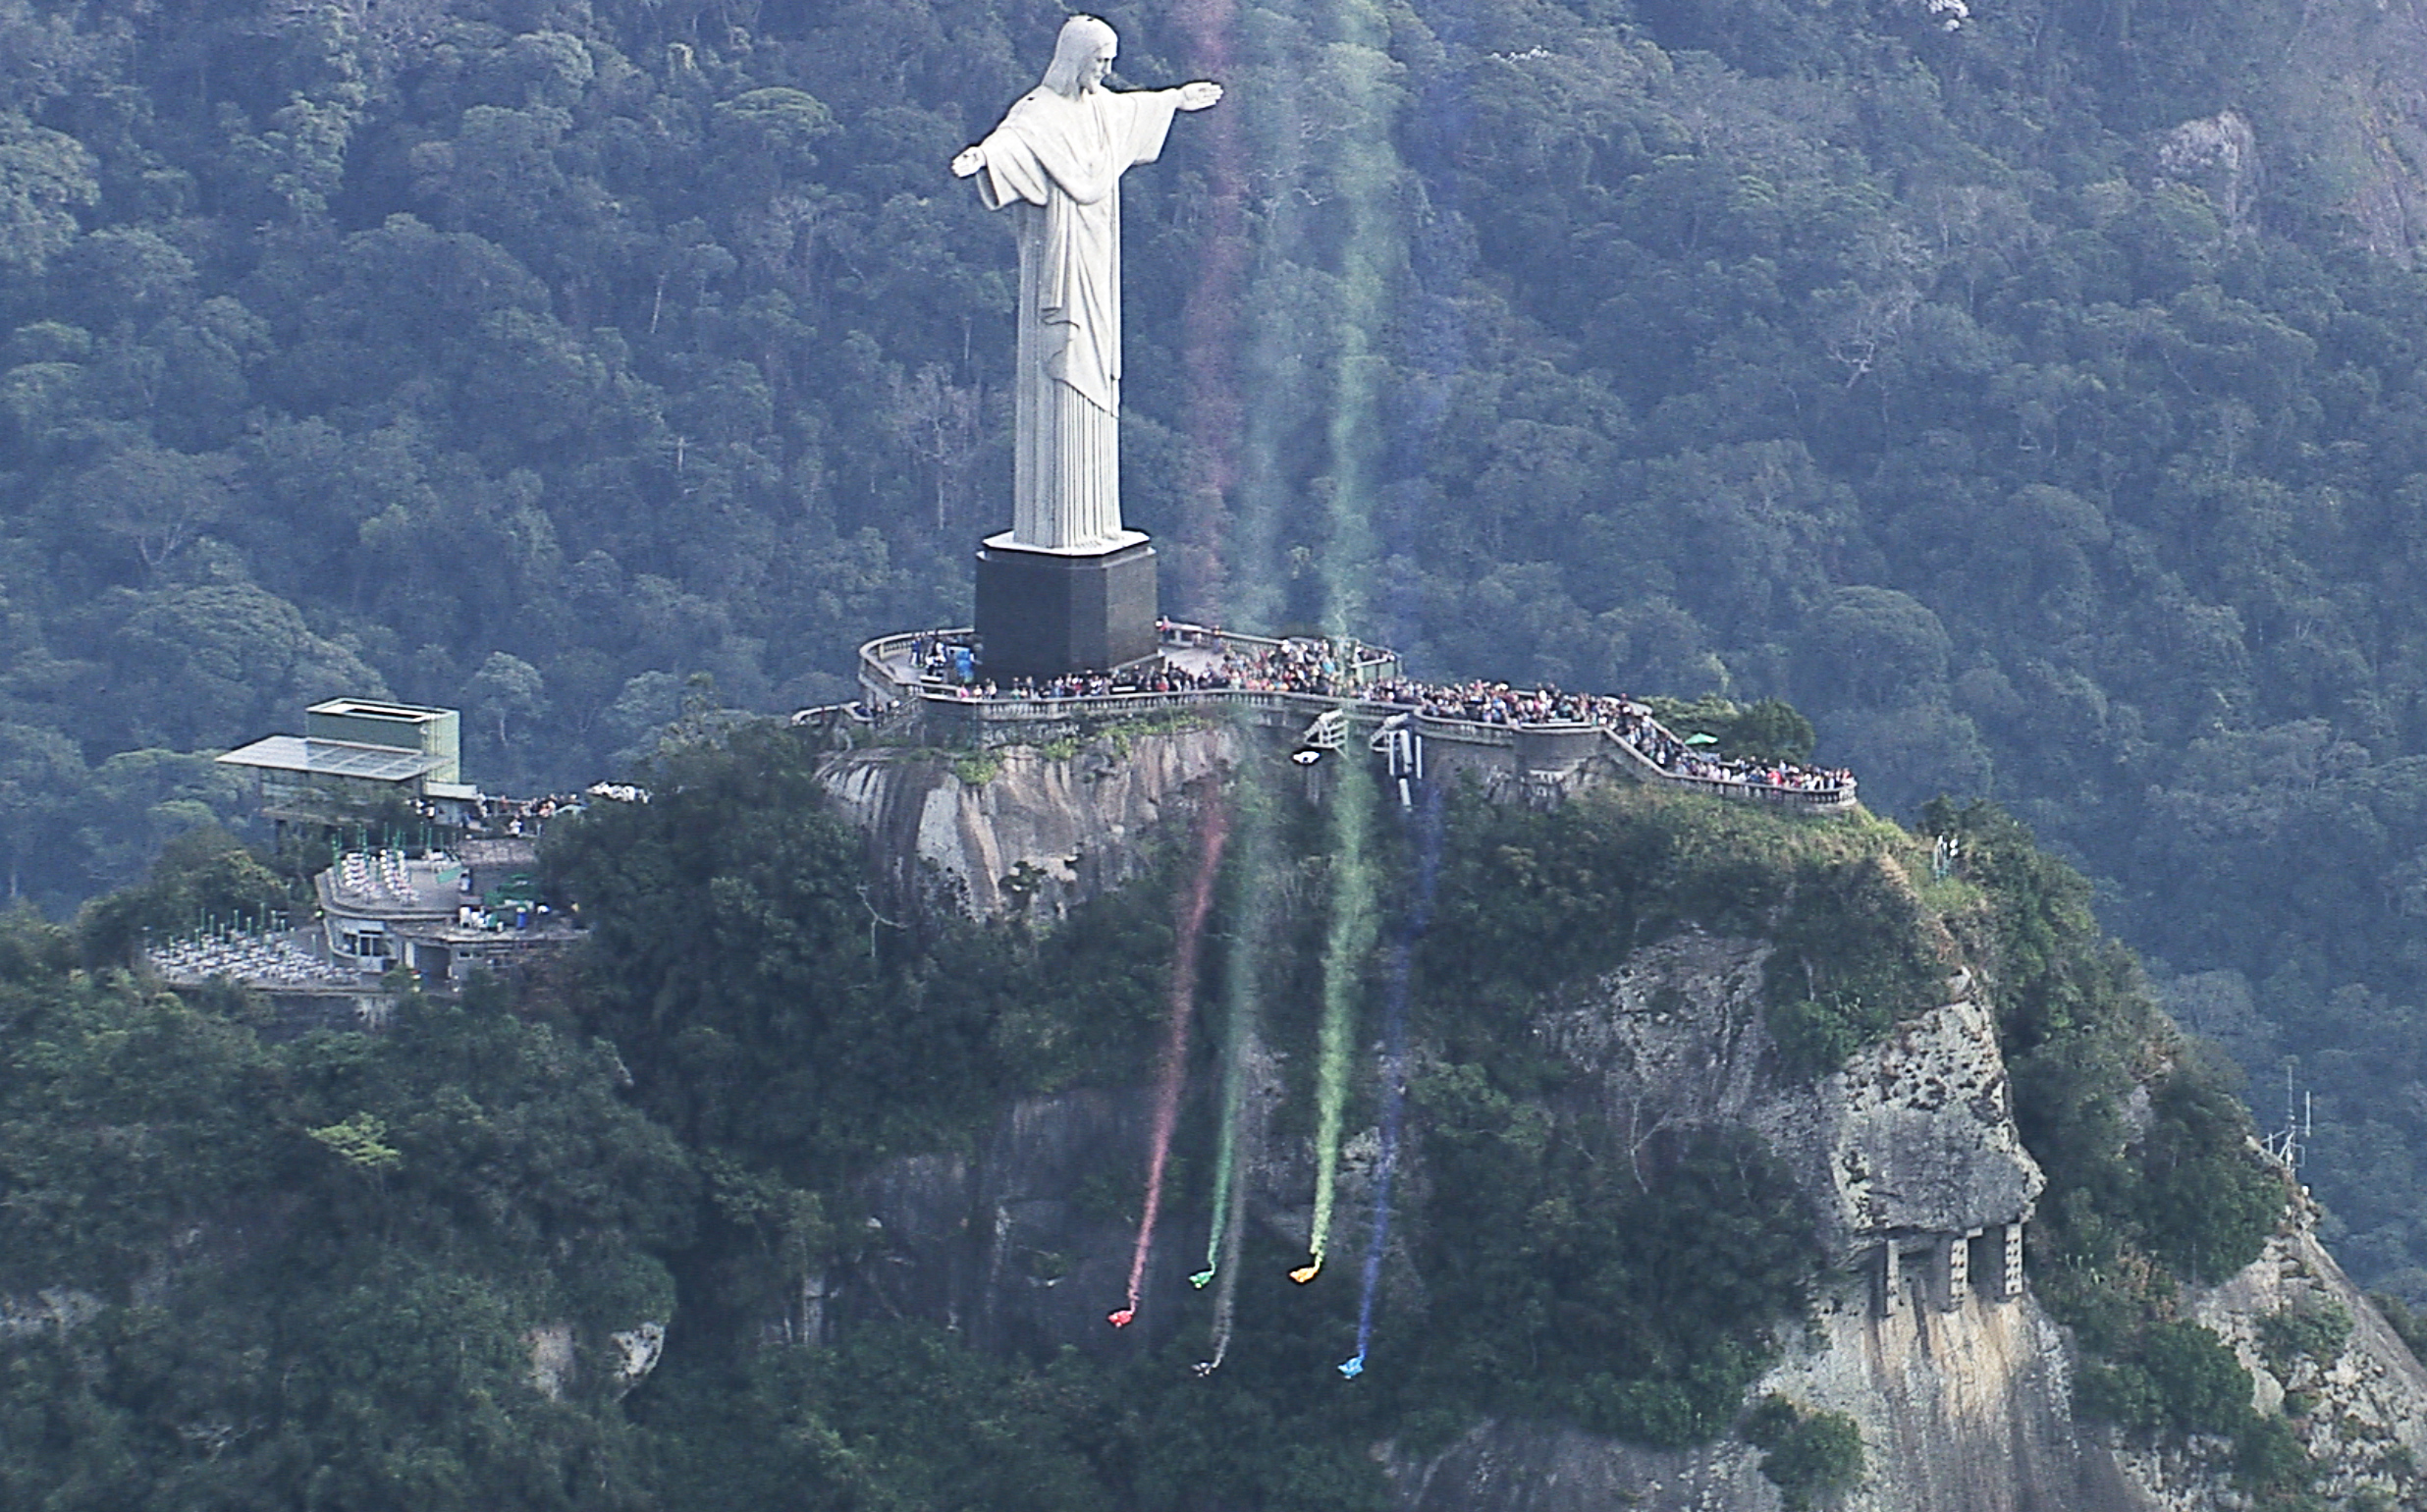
[1745,1394,1864,1510]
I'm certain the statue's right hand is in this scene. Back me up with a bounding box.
[951,146,985,178]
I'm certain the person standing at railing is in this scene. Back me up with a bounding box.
[893,623,1854,795]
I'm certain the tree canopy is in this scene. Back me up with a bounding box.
[0,731,2292,1507]
[0,0,2411,1290]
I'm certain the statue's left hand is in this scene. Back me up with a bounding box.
[1177,81,1222,110]
[950,146,985,178]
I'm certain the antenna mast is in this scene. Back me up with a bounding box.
[2264,1062,2312,1176]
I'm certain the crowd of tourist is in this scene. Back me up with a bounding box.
[915,628,1359,702]
[1357,679,1851,794]
[901,627,1854,796]
[398,790,585,839]
[1635,736,1855,795]
[465,792,583,838]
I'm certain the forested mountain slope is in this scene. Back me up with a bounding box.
[0,727,2344,1509]
[4,0,2427,1291]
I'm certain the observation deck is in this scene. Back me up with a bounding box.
[826,622,1858,815]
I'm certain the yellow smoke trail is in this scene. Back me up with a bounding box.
[1294,0,1405,1284]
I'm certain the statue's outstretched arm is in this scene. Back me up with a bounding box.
[951,145,986,178]
[1176,81,1222,111]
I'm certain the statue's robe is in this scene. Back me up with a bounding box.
[972,83,1180,550]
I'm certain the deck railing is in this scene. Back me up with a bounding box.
[849,625,1858,813]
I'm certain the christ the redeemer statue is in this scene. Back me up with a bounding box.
[953,16,1220,556]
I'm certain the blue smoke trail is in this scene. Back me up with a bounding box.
[1339,780,1448,1378]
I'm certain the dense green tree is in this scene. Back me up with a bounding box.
[541,721,998,1175]
[0,718,2315,1506]
[0,912,694,1510]
[0,0,2408,1299]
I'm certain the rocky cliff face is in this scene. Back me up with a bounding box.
[816,724,1243,919]
[2115,1217,2427,1511]
[1541,934,2041,1265]
[1390,1294,2139,1512]
[1383,928,2130,1512]
[821,912,2131,1510]
[818,729,2427,1511]
[2154,1,2427,257]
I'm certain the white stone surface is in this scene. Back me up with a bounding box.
[951,18,1218,550]
[611,1321,666,1385]
[525,1322,575,1399]
[2157,110,2260,229]
[819,723,1242,919]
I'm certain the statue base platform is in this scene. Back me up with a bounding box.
[975,531,1159,679]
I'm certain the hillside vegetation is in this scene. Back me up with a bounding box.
[0,726,2295,1507]
[0,0,2414,1284]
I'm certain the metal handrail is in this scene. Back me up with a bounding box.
[850,626,1859,811]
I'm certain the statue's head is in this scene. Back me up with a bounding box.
[1043,15,1117,95]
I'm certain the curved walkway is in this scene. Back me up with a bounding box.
[841,623,1858,814]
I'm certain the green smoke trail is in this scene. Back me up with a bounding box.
[1193,1049,1243,1289]
[1194,796,1268,1294]
[1195,883,1262,1371]
[1199,873,1262,1291]
[1315,0,1402,642]
[1217,0,1407,637]
[1296,764,1376,1281]
[1196,1093,1254,1373]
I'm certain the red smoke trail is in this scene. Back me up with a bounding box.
[1171,0,1246,614]
[1108,798,1233,1327]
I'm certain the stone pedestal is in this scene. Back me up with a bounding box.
[974,530,1159,678]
